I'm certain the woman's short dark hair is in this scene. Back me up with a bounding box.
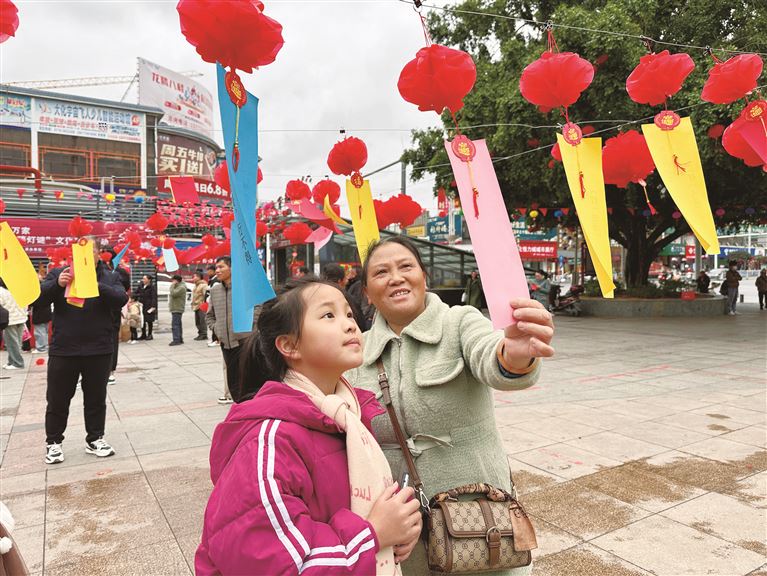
[361,236,427,288]
[322,263,346,284]
[237,278,351,402]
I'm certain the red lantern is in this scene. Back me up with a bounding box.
[601,131,656,188]
[163,238,176,250]
[375,195,423,229]
[176,0,284,73]
[68,216,93,238]
[214,162,230,192]
[202,234,217,247]
[0,0,19,43]
[701,54,763,104]
[550,142,562,162]
[150,237,164,248]
[220,212,235,228]
[283,222,312,244]
[519,51,594,111]
[707,124,725,139]
[145,212,169,233]
[286,180,312,202]
[397,44,477,114]
[256,220,268,237]
[327,137,368,177]
[311,179,341,205]
[722,116,765,168]
[626,50,695,106]
[99,252,112,263]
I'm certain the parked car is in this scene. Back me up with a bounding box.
[708,268,728,290]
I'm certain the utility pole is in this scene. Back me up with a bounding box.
[363,158,407,195]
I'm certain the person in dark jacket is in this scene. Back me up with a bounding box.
[135,275,157,340]
[696,270,711,294]
[725,260,742,315]
[323,263,367,330]
[756,269,767,310]
[30,271,53,353]
[106,251,131,383]
[345,264,374,331]
[38,244,128,465]
[206,265,219,347]
[463,270,484,309]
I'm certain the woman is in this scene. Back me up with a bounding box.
[135,275,157,340]
[348,236,555,576]
[0,280,27,369]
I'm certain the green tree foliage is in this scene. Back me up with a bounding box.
[402,0,766,286]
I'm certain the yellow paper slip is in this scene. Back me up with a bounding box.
[69,240,99,299]
[557,134,615,298]
[0,222,41,307]
[642,118,720,255]
[346,180,380,262]
[323,195,349,226]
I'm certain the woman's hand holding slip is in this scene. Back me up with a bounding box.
[366,483,423,551]
[499,298,555,372]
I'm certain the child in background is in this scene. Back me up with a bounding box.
[126,297,142,344]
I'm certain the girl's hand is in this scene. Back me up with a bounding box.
[366,483,422,550]
[393,515,422,564]
[500,298,555,371]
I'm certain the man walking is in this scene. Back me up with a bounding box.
[756,269,767,311]
[206,265,219,347]
[39,241,127,464]
[192,271,208,341]
[725,260,742,316]
[169,275,186,346]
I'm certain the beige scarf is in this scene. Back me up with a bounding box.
[284,370,401,576]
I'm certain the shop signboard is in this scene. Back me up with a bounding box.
[138,58,214,138]
[4,218,136,258]
[427,214,462,242]
[0,93,31,128]
[518,240,557,261]
[157,133,218,180]
[34,98,143,143]
[157,175,230,201]
[406,225,425,237]
[511,220,556,240]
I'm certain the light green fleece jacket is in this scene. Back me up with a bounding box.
[347,293,539,576]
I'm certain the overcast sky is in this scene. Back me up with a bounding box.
[1,0,453,216]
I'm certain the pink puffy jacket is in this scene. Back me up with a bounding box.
[195,380,388,576]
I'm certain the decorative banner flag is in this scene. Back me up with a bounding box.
[642,118,720,254]
[556,134,615,298]
[168,176,201,204]
[0,221,41,307]
[306,225,333,251]
[217,64,275,332]
[445,137,528,329]
[162,246,179,272]
[69,239,99,299]
[323,195,349,227]
[297,198,343,233]
[111,243,130,268]
[346,179,380,262]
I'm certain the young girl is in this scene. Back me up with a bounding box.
[125,296,142,344]
[196,278,422,575]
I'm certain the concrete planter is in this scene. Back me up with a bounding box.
[580,294,727,317]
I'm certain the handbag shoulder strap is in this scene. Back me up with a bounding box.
[375,358,425,492]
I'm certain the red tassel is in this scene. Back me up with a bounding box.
[358,205,363,220]
[640,180,657,216]
[472,187,480,218]
[673,154,687,174]
[578,172,586,198]
[232,145,240,172]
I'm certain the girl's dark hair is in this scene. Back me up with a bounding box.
[236,277,351,402]
[361,235,427,288]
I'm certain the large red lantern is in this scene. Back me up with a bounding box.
[327,137,368,178]
[626,50,695,106]
[601,131,656,188]
[283,222,312,244]
[285,180,312,202]
[398,44,477,114]
[311,179,341,205]
[519,51,595,112]
[722,114,766,169]
[0,0,19,43]
[701,54,763,104]
[176,0,284,73]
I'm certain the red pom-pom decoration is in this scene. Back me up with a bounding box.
[398,44,477,114]
[722,115,766,169]
[286,180,312,202]
[375,195,423,229]
[220,212,235,228]
[163,238,176,249]
[199,302,209,313]
[176,0,284,73]
[68,216,93,238]
[202,233,217,247]
[283,222,312,244]
[214,162,230,192]
[701,54,763,104]
[312,179,341,205]
[256,220,268,237]
[150,238,164,248]
[550,142,562,162]
[327,137,368,177]
[707,124,725,139]
[99,252,112,263]
[519,52,595,111]
[601,131,656,189]
[626,50,695,106]
[0,0,19,43]
[145,212,169,233]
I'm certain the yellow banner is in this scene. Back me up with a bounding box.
[323,194,349,226]
[346,180,380,262]
[642,118,720,254]
[69,240,99,299]
[557,134,615,298]
[0,222,41,307]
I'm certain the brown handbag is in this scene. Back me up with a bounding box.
[375,360,537,573]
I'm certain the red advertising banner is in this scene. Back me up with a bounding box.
[518,240,558,261]
[157,176,230,201]
[3,218,136,258]
[685,245,696,260]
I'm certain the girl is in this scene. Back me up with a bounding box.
[125,296,142,344]
[196,278,422,575]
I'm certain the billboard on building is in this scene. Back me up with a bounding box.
[138,58,214,138]
[157,132,218,179]
[0,93,31,128]
[34,98,143,143]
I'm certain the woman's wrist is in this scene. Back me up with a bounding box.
[497,343,538,374]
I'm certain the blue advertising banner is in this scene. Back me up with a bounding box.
[427,214,462,242]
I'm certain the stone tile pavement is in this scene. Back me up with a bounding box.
[1,303,765,575]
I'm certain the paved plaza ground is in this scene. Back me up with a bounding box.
[1,301,765,575]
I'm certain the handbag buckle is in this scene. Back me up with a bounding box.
[486,526,501,544]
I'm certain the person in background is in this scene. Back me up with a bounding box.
[38,239,127,464]
[192,271,209,341]
[324,263,366,329]
[169,274,187,346]
[530,270,552,309]
[106,249,131,384]
[126,296,142,343]
[30,271,52,354]
[725,260,742,316]
[346,263,374,331]
[136,275,157,340]
[696,269,711,294]
[0,280,27,370]
[756,268,767,311]
[206,265,219,347]
[463,269,484,309]
[295,265,310,278]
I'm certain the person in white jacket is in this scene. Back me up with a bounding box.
[0,281,28,370]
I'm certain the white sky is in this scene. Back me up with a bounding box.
[1,0,451,217]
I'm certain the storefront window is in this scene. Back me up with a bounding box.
[0,143,29,167]
[40,148,88,179]
[95,154,139,183]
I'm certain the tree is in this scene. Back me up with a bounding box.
[402,0,766,287]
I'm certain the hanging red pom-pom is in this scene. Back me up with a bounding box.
[722,115,766,168]
[626,50,695,106]
[202,234,217,247]
[286,180,312,202]
[398,44,477,114]
[375,195,423,229]
[145,212,169,233]
[256,220,268,237]
[99,252,112,263]
[220,211,235,228]
[701,54,763,104]
[0,0,19,43]
[601,130,656,188]
[68,216,93,238]
[150,237,164,248]
[312,179,341,205]
[283,222,312,244]
[519,51,595,111]
[214,162,230,192]
[163,238,176,250]
[176,0,284,73]
[550,142,562,162]
[707,124,725,139]
[327,137,368,177]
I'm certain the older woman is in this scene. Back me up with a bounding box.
[347,236,554,576]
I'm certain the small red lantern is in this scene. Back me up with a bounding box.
[0,0,19,43]
[520,51,595,112]
[286,180,312,202]
[163,238,176,250]
[311,179,341,205]
[601,131,656,188]
[256,220,268,237]
[707,124,725,139]
[327,137,368,181]
[550,142,562,162]
[145,212,169,233]
[68,216,93,238]
[626,50,695,106]
[701,54,763,104]
[397,44,477,114]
